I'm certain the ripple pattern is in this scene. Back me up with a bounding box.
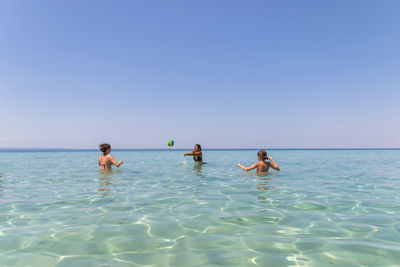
[0,149,399,266]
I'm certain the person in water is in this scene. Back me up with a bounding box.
[98,143,123,170]
[184,144,203,162]
[237,150,280,173]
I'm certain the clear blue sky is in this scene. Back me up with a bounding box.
[0,0,399,149]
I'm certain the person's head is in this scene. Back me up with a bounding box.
[194,144,201,151]
[99,143,111,155]
[257,150,268,161]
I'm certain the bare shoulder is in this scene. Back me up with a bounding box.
[100,155,113,160]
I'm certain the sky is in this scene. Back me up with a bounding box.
[0,0,399,149]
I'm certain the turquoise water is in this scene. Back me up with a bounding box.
[0,149,399,266]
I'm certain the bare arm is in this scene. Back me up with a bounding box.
[268,157,280,171]
[237,162,259,171]
[109,155,123,167]
[184,151,201,156]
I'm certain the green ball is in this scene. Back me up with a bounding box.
[167,139,174,147]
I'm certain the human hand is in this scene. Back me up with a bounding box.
[237,163,242,167]
[119,161,124,165]
[267,157,272,161]
[184,153,188,156]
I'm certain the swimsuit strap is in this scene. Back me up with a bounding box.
[194,152,202,161]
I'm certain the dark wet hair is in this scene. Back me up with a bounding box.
[99,143,111,154]
[257,150,268,161]
[195,144,202,151]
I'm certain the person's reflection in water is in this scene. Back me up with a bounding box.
[242,172,275,191]
[193,162,204,177]
[256,174,273,191]
[254,173,276,204]
[98,170,115,197]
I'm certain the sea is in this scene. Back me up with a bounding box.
[0,149,399,266]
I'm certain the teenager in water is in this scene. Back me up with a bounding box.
[184,144,203,162]
[98,144,123,170]
[237,150,280,173]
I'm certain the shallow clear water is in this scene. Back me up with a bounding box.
[0,149,399,266]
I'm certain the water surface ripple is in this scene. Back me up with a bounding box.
[0,149,399,266]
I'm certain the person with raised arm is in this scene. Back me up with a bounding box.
[237,150,279,173]
[184,144,203,162]
[98,144,123,170]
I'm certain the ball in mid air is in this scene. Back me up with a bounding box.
[167,139,174,147]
